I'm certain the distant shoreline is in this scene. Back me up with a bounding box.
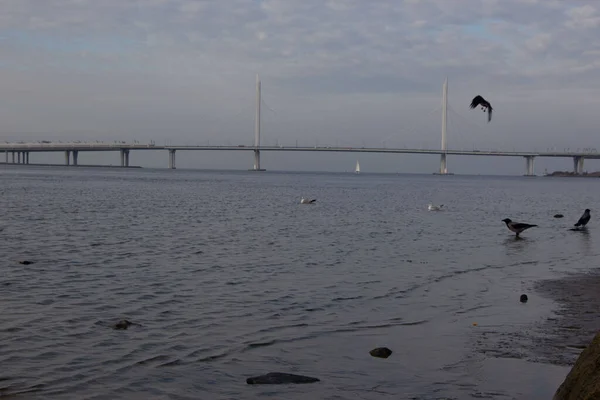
[545,171,600,178]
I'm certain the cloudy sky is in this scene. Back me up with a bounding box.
[1,0,600,174]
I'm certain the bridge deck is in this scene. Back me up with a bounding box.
[0,143,599,158]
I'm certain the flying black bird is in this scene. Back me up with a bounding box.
[574,209,591,228]
[502,218,537,237]
[470,95,493,122]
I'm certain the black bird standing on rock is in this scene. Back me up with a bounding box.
[470,95,493,122]
[502,218,537,237]
[574,209,591,228]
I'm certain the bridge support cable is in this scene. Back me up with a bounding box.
[376,105,442,149]
[260,96,277,145]
[446,104,505,152]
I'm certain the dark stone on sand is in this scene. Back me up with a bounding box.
[369,347,393,358]
[113,320,140,330]
[553,331,600,400]
[520,294,528,303]
[554,214,564,218]
[246,372,320,385]
[18,261,34,265]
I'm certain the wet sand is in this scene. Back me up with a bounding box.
[475,269,600,368]
[531,270,600,365]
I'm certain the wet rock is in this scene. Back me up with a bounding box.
[553,332,600,400]
[113,320,140,330]
[246,372,320,385]
[554,214,564,218]
[370,347,393,358]
[520,294,528,303]
[18,261,34,265]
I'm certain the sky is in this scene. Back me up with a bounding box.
[1,0,600,174]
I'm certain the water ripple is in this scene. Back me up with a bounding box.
[0,168,594,399]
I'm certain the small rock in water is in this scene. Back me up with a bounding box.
[246,372,320,385]
[554,214,564,218]
[520,294,528,303]
[369,347,393,358]
[113,320,139,330]
[18,260,34,265]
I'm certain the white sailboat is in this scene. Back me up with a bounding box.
[355,160,360,174]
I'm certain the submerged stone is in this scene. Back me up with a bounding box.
[113,320,140,330]
[246,372,320,385]
[554,214,564,218]
[370,347,393,358]
[520,294,528,303]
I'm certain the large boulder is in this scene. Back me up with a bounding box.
[554,332,600,400]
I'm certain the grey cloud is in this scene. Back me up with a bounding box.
[0,0,600,175]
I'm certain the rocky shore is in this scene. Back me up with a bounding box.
[553,331,600,399]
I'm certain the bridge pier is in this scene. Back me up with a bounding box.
[168,149,176,169]
[4,151,7,163]
[72,150,78,166]
[573,156,584,174]
[249,149,266,171]
[18,152,21,164]
[11,152,14,163]
[524,156,535,176]
[439,153,447,174]
[24,152,29,164]
[65,150,70,166]
[120,149,129,167]
[254,150,261,170]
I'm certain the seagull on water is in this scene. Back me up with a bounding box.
[428,204,443,211]
[300,197,316,204]
[502,218,537,237]
[574,208,591,228]
[469,95,493,122]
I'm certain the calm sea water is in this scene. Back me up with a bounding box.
[1,166,598,399]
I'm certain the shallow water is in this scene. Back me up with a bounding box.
[1,166,598,399]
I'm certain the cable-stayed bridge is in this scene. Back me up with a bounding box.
[0,77,597,175]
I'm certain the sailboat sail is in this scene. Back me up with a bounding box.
[355,160,360,174]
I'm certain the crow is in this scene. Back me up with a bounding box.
[502,218,537,237]
[574,209,591,228]
[470,95,493,122]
